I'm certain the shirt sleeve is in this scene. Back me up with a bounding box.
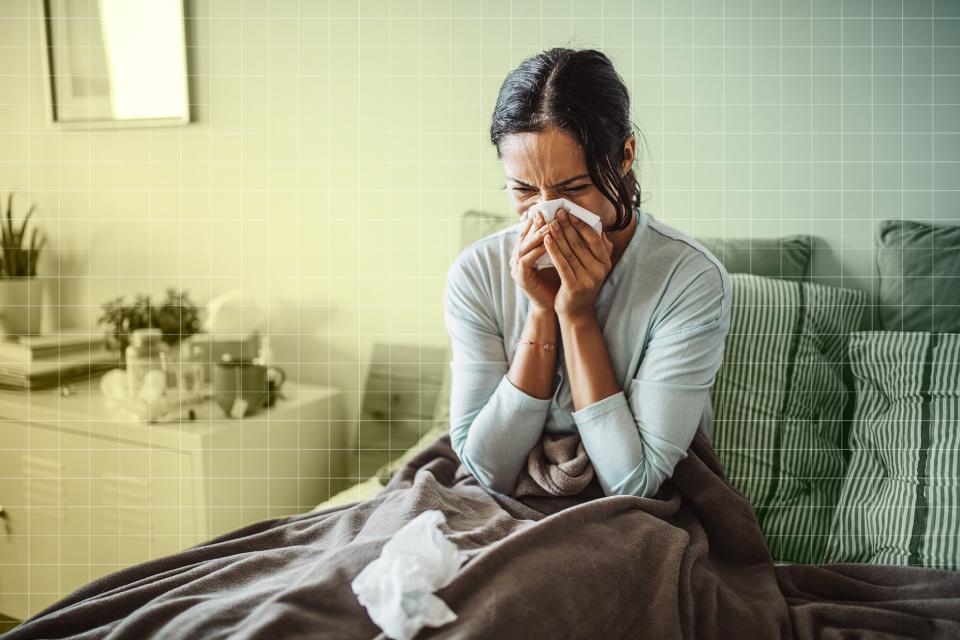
[571,262,732,498]
[442,254,553,494]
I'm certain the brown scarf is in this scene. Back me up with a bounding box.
[512,431,595,497]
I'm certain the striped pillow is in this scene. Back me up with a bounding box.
[825,331,960,570]
[711,274,867,564]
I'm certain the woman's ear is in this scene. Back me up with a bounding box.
[620,135,636,176]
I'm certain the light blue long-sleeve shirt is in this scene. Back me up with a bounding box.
[442,205,732,498]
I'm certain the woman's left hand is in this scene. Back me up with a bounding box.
[542,208,615,321]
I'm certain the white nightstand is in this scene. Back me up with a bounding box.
[0,377,352,621]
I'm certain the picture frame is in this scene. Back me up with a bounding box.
[38,0,191,130]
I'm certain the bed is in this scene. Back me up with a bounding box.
[6,212,960,639]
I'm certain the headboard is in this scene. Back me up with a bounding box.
[462,210,517,249]
[459,208,885,328]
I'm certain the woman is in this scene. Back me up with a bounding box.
[444,48,732,498]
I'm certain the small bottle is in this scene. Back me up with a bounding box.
[125,328,169,396]
[177,337,208,395]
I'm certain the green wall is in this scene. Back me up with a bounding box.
[0,0,957,419]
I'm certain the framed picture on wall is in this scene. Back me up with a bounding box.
[38,0,191,129]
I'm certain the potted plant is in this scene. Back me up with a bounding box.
[97,287,203,359]
[0,191,46,336]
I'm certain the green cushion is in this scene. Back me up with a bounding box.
[711,274,867,564]
[461,210,516,248]
[696,235,813,280]
[373,358,451,484]
[825,331,960,570]
[374,423,449,485]
[460,209,814,281]
[876,219,960,333]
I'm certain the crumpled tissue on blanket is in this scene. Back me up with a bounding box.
[351,509,468,640]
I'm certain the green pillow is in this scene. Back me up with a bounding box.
[696,235,812,280]
[461,210,516,248]
[876,219,960,333]
[711,274,867,564]
[825,331,960,570]
[462,212,815,281]
[374,423,449,485]
[373,358,451,485]
[460,212,815,281]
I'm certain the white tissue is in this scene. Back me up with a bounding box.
[229,397,250,419]
[351,509,467,640]
[519,198,604,270]
[99,367,171,423]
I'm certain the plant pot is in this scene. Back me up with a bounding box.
[0,276,44,336]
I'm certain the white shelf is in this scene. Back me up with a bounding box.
[0,376,353,621]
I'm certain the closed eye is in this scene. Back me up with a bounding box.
[508,184,589,193]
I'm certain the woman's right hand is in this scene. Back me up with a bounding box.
[510,210,561,313]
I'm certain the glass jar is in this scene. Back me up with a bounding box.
[175,337,209,397]
[125,328,169,396]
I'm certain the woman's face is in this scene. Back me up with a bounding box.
[500,126,635,226]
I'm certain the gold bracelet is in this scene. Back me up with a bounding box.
[515,338,556,351]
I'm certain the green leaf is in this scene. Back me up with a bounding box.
[15,203,35,247]
[4,192,14,247]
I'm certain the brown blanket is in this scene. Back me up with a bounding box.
[513,431,595,497]
[5,431,960,639]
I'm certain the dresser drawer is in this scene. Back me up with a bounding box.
[0,422,28,621]
[0,419,200,620]
[0,381,343,622]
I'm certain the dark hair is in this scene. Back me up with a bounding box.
[490,48,642,232]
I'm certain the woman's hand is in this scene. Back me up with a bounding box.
[542,209,615,321]
[509,210,561,313]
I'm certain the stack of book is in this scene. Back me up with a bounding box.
[0,332,121,390]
